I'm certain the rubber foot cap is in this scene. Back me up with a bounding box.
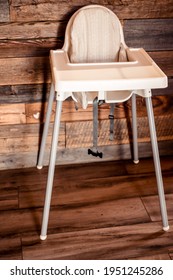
[163,225,169,232]
[37,165,43,170]
[40,235,47,240]
[133,160,139,164]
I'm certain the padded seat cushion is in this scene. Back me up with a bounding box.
[69,7,121,63]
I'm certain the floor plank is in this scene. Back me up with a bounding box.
[19,171,173,209]
[0,156,173,260]
[0,184,18,211]
[169,253,173,260]
[125,156,173,175]
[0,235,22,260]
[22,221,173,260]
[142,194,173,222]
[129,253,171,260]
[0,197,150,236]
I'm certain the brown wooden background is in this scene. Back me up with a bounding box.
[0,0,173,170]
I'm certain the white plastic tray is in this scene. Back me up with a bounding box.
[50,48,167,97]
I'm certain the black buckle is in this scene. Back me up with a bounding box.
[88,149,103,158]
[109,114,114,119]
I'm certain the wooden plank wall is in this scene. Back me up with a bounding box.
[0,0,173,170]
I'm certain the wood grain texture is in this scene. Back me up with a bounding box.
[124,19,173,51]
[0,0,173,170]
[18,162,173,209]
[0,184,18,211]
[0,236,22,260]
[0,123,65,153]
[0,104,26,125]
[0,38,62,58]
[0,156,173,259]
[0,0,9,22]
[126,156,173,175]
[130,253,171,260]
[0,84,51,104]
[0,22,62,40]
[65,115,173,148]
[0,56,51,86]
[25,95,173,124]
[142,194,173,222]
[9,0,173,22]
[0,198,150,237]
[0,140,173,170]
[149,51,173,77]
[168,253,173,260]
[22,221,173,260]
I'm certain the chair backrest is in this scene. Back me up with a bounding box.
[63,5,127,63]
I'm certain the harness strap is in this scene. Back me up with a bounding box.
[109,103,115,141]
[88,96,103,158]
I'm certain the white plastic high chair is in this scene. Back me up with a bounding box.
[37,5,169,240]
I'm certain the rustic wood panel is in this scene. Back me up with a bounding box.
[0,151,39,170]
[124,19,173,51]
[0,56,51,86]
[0,0,9,22]
[0,22,62,40]
[0,123,65,153]
[0,123,46,138]
[0,136,49,154]
[0,84,51,104]
[25,95,173,124]
[149,51,173,77]
[9,0,173,22]
[0,104,26,125]
[26,101,93,123]
[0,0,172,171]
[66,115,173,148]
[0,38,62,58]
[0,140,173,170]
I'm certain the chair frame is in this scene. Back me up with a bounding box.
[37,5,169,240]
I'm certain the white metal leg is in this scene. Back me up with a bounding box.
[132,93,139,164]
[40,100,63,240]
[145,96,169,231]
[37,83,55,169]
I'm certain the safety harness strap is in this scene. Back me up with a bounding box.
[109,103,115,141]
[88,97,103,158]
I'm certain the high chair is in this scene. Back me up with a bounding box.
[37,5,169,240]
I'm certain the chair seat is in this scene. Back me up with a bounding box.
[72,90,132,108]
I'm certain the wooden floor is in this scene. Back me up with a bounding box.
[0,155,173,260]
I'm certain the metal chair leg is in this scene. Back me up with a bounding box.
[37,83,55,169]
[40,100,63,240]
[132,93,139,164]
[145,96,169,231]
